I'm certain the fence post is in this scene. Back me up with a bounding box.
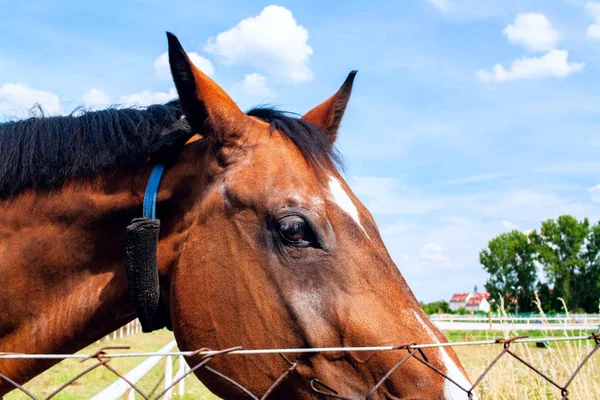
[178,356,186,396]
[127,387,135,400]
[164,355,173,400]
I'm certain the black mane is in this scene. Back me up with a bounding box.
[247,107,342,169]
[0,103,339,198]
[0,102,182,197]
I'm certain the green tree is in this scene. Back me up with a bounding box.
[536,282,554,312]
[455,306,470,315]
[531,216,590,311]
[480,230,537,313]
[580,221,600,312]
[419,300,451,315]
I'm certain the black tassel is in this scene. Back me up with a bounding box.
[125,217,170,332]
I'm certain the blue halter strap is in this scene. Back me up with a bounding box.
[143,164,165,220]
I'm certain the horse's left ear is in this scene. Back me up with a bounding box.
[167,32,246,141]
[302,70,357,146]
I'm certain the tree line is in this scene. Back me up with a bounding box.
[419,300,483,315]
[480,215,600,313]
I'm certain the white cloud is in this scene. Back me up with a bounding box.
[204,5,313,83]
[472,188,595,223]
[585,2,600,40]
[343,153,600,301]
[501,220,520,230]
[537,161,600,174]
[476,50,584,82]
[426,0,452,13]
[585,3,600,19]
[589,184,600,202]
[589,24,600,40]
[235,73,274,98]
[118,88,177,106]
[368,181,598,301]
[536,161,600,175]
[154,52,215,80]
[83,88,111,108]
[503,13,559,52]
[441,173,504,186]
[381,221,411,236]
[419,243,453,269]
[349,176,446,215]
[0,83,61,119]
[423,0,513,19]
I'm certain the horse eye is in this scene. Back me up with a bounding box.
[278,216,308,244]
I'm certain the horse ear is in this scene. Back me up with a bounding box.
[302,71,357,146]
[166,32,246,140]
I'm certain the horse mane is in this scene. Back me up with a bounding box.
[0,102,340,198]
[0,101,182,197]
[246,107,342,169]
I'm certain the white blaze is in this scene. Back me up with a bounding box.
[328,176,369,237]
[441,349,475,400]
[411,311,475,399]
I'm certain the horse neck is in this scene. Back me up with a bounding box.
[0,164,192,391]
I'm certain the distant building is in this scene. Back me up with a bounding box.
[449,286,491,313]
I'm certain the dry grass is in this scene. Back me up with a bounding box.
[456,335,599,399]
[453,297,599,399]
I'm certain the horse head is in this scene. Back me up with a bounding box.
[142,33,474,400]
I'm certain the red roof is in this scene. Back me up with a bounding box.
[450,293,469,303]
[466,292,490,306]
[450,292,490,304]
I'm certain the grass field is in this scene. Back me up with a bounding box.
[454,338,599,399]
[5,330,218,400]
[446,327,600,399]
[5,327,599,399]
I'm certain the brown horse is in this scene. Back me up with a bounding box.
[0,33,473,399]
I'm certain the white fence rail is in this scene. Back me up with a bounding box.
[430,313,600,331]
[92,321,192,399]
[91,340,177,400]
[430,314,600,323]
[433,321,599,331]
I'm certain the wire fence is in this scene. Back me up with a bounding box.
[1,332,598,400]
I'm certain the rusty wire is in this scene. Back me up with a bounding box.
[0,332,598,399]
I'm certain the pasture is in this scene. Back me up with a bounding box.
[4,330,215,400]
[454,343,600,399]
[5,326,599,399]
[452,331,600,399]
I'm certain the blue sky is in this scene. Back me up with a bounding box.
[1,0,599,302]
